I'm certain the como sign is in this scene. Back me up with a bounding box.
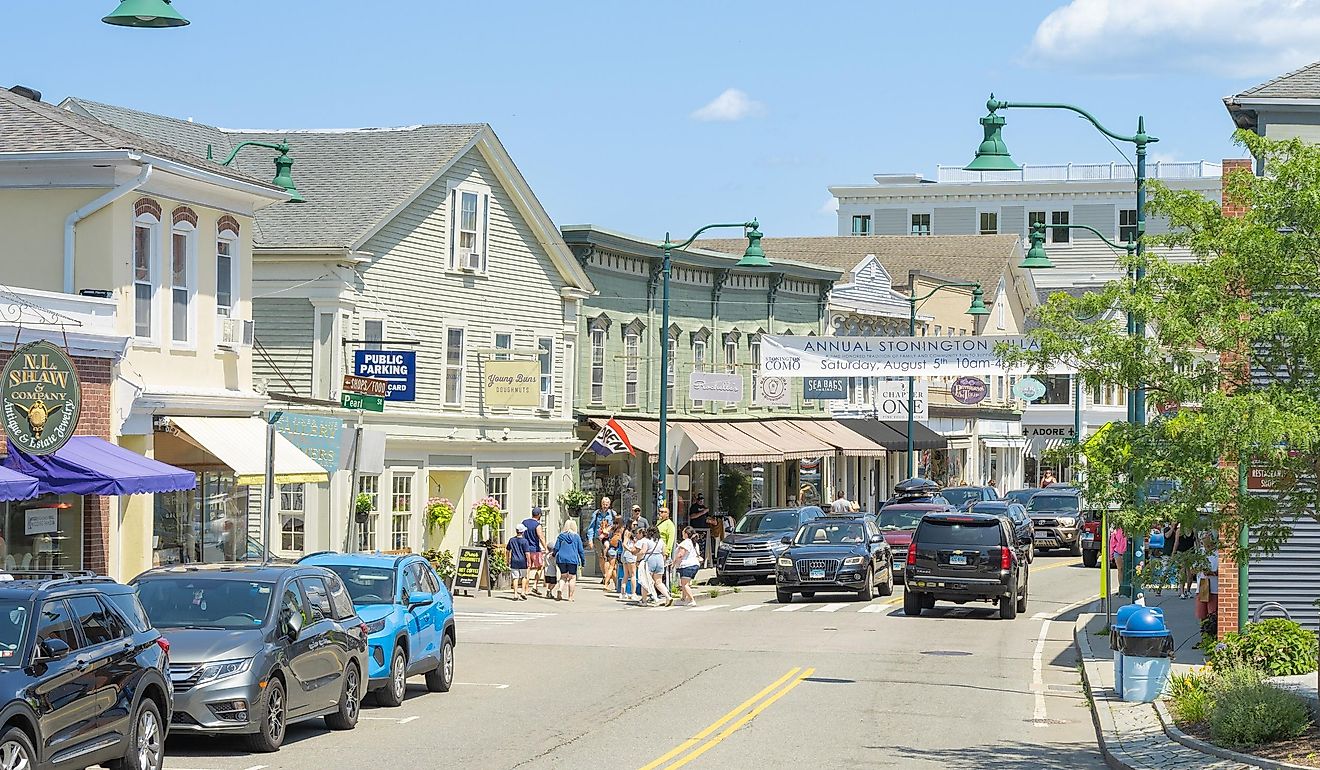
[2,340,81,455]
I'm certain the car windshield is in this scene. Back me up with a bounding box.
[135,578,275,629]
[794,521,867,546]
[736,509,813,534]
[876,509,924,530]
[1029,495,1080,513]
[940,489,982,507]
[0,601,29,662]
[325,565,395,605]
[917,519,1002,547]
[1004,490,1036,505]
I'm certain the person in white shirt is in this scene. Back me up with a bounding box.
[1195,532,1219,631]
[671,526,702,607]
[830,491,851,514]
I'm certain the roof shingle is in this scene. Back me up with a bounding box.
[1231,60,1320,100]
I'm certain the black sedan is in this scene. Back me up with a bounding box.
[775,516,893,603]
[970,500,1035,563]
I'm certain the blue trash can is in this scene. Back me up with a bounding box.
[1110,604,1162,694]
[1119,608,1175,703]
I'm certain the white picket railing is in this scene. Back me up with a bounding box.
[936,161,1221,184]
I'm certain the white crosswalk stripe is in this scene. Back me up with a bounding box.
[687,604,727,612]
[454,610,555,630]
[858,604,889,613]
[771,604,806,612]
[815,603,848,612]
[731,604,764,612]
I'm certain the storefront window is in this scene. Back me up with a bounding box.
[358,475,379,551]
[3,496,83,571]
[153,472,248,565]
[279,484,305,552]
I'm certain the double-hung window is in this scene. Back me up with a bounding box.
[170,222,195,344]
[216,228,237,321]
[279,484,305,552]
[750,339,761,403]
[1119,208,1138,243]
[1029,210,1046,236]
[979,212,998,235]
[624,332,640,407]
[133,214,159,339]
[391,473,413,550]
[486,475,508,541]
[590,328,606,404]
[725,338,737,374]
[692,339,707,408]
[531,472,551,518]
[443,327,465,405]
[494,332,512,360]
[357,476,379,551]
[1051,211,1070,243]
[449,186,489,272]
[364,318,384,351]
[911,213,931,236]
[851,215,872,236]
[538,336,554,409]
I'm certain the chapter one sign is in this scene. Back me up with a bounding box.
[874,380,928,421]
[1,341,81,456]
[759,335,1068,377]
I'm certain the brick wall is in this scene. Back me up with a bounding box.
[0,349,114,574]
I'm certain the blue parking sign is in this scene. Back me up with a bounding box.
[354,350,416,401]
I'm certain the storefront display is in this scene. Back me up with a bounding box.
[153,472,249,565]
[1,496,82,571]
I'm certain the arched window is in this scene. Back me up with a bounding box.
[170,214,197,344]
[216,218,240,322]
[132,200,161,339]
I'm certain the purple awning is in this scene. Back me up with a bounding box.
[5,437,195,496]
[0,465,38,502]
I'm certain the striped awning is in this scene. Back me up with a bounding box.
[734,421,832,461]
[681,422,782,464]
[786,419,888,457]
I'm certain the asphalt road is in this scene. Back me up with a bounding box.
[141,553,1107,770]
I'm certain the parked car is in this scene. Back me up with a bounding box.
[0,571,171,770]
[775,515,893,603]
[132,563,368,752]
[939,485,1000,510]
[299,552,455,706]
[970,501,1035,563]
[717,506,824,583]
[880,478,949,509]
[1080,509,1104,567]
[1002,487,1041,506]
[1026,487,1083,556]
[902,511,1030,619]
[874,502,954,582]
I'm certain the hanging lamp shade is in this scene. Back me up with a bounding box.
[271,150,306,203]
[102,0,190,27]
[965,106,1018,172]
[1020,223,1054,269]
[735,222,771,268]
[966,286,991,316]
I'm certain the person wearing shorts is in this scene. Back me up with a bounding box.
[641,526,670,606]
[671,526,702,607]
[552,519,585,601]
[507,524,531,601]
[620,523,640,600]
[522,507,546,595]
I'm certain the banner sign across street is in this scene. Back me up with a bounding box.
[759,335,1066,377]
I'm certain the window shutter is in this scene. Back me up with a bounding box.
[447,186,457,271]
[481,193,490,273]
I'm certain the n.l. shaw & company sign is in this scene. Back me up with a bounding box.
[1,341,81,455]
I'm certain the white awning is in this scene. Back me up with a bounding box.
[166,416,328,485]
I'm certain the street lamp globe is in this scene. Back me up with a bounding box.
[1020,222,1055,270]
[102,0,190,27]
[735,221,771,268]
[964,96,1019,172]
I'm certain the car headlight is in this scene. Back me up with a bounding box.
[364,617,388,634]
[777,557,794,567]
[842,556,865,567]
[1058,517,1077,527]
[194,658,252,686]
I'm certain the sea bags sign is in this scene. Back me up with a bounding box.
[2,340,81,455]
[759,336,1066,377]
[354,351,416,401]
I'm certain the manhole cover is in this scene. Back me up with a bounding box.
[1024,718,1069,725]
[920,650,972,657]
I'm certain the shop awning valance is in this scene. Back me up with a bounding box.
[5,437,196,496]
[838,419,946,452]
[680,422,782,464]
[785,419,888,458]
[0,466,38,501]
[981,435,1028,449]
[165,416,328,486]
[732,421,830,461]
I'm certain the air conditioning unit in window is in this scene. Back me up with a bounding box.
[460,251,482,272]
[219,318,255,349]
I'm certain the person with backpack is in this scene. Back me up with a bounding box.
[671,526,702,607]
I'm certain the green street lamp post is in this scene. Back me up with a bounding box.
[102,0,189,27]
[655,222,768,508]
[209,140,306,203]
[972,94,1157,601]
[904,282,990,477]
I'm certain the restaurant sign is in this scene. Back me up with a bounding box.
[1,340,81,456]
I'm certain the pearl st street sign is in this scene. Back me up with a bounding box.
[340,392,384,412]
[1,340,81,455]
[759,335,1070,377]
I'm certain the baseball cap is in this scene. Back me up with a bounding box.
[632,504,642,511]
[531,506,543,517]
[515,523,527,533]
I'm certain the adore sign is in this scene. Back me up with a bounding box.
[760,335,1066,377]
[2,341,81,456]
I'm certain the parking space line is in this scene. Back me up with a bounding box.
[814,603,848,612]
[858,604,888,613]
[771,604,806,612]
[731,604,763,612]
[1031,618,1052,727]
[688,605,727,612]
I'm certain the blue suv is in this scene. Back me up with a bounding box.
[299,552,455,706]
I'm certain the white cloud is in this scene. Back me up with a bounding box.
[1028,0,1320,78]
[691,88,766,122]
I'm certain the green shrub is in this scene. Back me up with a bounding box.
[1209,681,1312,749]
[1168,670,1215,724]
[1208,618,1318,676]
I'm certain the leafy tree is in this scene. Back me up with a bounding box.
[1003,131,1320,562]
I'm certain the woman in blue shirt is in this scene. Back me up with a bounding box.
[552,519,586,602]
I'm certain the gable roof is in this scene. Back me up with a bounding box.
[695,234,1020,299]
[0,89,276,191]
[1231,60,1320,100]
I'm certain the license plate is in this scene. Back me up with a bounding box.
[893,561,904,572]
[1081,532,1095,541]
[949,554,967,566]
[742,558,758,566]
[810,568,825,579]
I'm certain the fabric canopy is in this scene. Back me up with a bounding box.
[785,419,888,457]
[838,419,947,451]
[5,437,195,496]
[0,465,38,502]
[166,416,328,485]
[734,421,831,461]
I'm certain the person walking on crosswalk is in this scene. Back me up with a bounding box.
[640,526,671,606]
[671,526,702,607]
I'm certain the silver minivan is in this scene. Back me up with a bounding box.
[132,563,369,752]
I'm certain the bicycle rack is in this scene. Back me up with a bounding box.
[1252,601,1293,623]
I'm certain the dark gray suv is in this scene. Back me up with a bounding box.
[132,563,368,752]
[902,511,1029,620]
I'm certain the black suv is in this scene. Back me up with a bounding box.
[902,512,1030,619]
[0,571,171,770]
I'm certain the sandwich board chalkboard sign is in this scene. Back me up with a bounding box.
[452,546,491,596]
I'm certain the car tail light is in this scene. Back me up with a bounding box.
[155,636,170,655]
[906,541,917,566]
[1000,547,1012,570]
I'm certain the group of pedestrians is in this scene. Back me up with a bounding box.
[1107,521,1220,635]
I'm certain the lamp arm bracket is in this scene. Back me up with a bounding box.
[996,100,1158,147]
[909,281,980,305]
[659,221,758,252]
[1044,223,1137,253]
[219,140,292,167]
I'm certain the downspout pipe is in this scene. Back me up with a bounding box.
[64,162,153,294]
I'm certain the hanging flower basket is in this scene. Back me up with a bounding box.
[472,496,504,542]
[425,497,455,532]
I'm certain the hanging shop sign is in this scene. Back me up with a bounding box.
[274,413,344,473]
[874,380,928,421]
[1024,424,1077,440]
[951,376,989,405]
[483,360,540,408]
[1,340,81,456]
[803,377,848,400]
[689,372,743,403]
[354,351,416,401]
[759,335,1066,378]
[755,376,791,406]
[1012,376,1047,402]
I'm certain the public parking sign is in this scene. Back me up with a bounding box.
[354,351,416,401]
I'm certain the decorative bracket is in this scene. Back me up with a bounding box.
[647,258,665,305]
[712,269,730,311]
[767,272,784,316]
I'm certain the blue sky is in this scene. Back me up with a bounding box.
[8,1,1319,237]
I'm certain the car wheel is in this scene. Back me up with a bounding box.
[1016,582,1028,613]
[378,647,407,707]
[0,726,36,770]
[107,697,164,770]
[903,589,923,616]
[245,677,286,752]
[776,590,793,604]
[325,663,361,730]
[425,634,454,693]
[878,567,894,597]
[1082,550,1098,568]
[999,588,1018,620]
[857,568,875,601]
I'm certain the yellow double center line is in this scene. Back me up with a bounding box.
[639,666,815,770]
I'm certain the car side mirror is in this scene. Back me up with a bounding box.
[408,591,434,608]
[780,536,792,546]
[284,609,303,639]
[869,534,884,544]
[36,637,70,662]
